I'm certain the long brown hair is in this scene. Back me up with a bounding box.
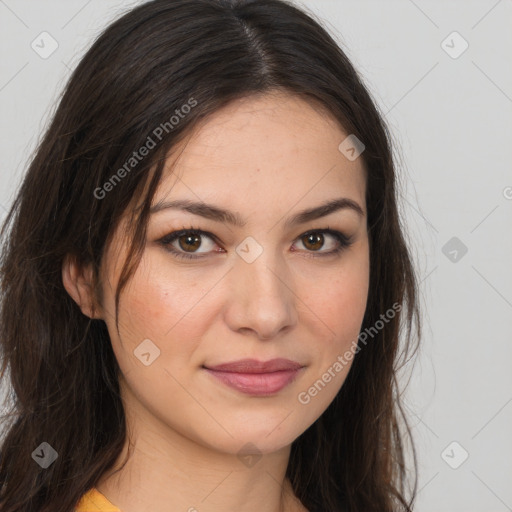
[0,0,421,510]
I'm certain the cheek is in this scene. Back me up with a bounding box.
[311,286,367,374]
[296,264,368,415]
[125,254,214,330]
[305,253,369,340]
[300,247,369,403]
[108,254,222,372]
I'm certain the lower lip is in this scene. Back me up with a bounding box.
[204,368,302,396]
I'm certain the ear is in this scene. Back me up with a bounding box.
[62,254,103,319]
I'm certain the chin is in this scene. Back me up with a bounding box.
[193,420,302,458]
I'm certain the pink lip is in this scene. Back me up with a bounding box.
[203,358,304,396]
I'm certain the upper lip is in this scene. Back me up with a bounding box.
[204,358,303,373]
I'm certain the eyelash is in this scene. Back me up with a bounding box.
[158,225,353,261]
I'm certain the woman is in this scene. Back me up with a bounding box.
[0,0,421,510]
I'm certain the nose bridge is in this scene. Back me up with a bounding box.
[225,238,297,338]
[245,251,284,295]
[237,240,288,301]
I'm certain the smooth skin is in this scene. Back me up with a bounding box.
[63,91,369,512]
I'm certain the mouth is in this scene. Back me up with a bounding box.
[203,358,305,396]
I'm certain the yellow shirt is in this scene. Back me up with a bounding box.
[75,487,121,511]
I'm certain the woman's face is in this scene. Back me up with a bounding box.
[95,92,369,456]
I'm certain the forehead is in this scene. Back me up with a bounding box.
[155,92,366,220]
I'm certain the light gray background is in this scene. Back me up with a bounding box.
[1,1,511,511]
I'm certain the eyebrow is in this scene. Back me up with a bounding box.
[150,197,364,228]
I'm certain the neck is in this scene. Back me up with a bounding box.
[96,387,306,512]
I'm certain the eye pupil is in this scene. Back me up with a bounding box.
[179,234,201,252]
[303,233,323,251]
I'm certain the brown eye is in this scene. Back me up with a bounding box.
[159,227,352,262]
[302,232,325,251]
[293,229,353,258]
[159,228,219,260]
[177,233,202,252]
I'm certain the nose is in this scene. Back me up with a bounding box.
[223,249,298,340]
